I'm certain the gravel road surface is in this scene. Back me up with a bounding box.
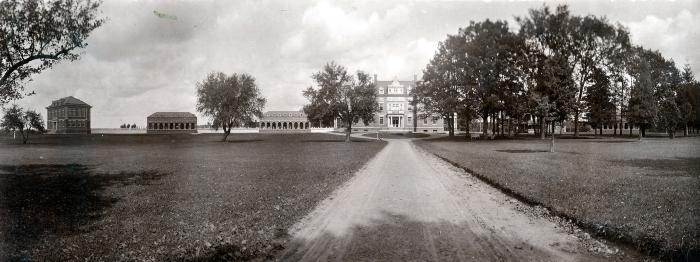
[279,138,640,261]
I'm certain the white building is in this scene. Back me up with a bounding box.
[349,75,445,133]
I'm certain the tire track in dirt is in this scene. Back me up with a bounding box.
[279,138,641,261]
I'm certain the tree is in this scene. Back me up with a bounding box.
[1,104,45,144]
[627,54,657,140]
[677,64,697,136]
[0,0,104,105]
[584,67,616,136]
[657,99,680,139]
[303,62,379,142]
[196,72,266,141]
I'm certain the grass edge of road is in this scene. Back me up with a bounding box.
[413,139,696,261]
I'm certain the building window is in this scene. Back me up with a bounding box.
[192,123,196,129]
[432,117,437,124]
[379,117,384,125]
[624,123,628,129]
[423,117,427,124]
[169,123,173,129]
[379,88,384,94]
[378,103,383,111]
[408,117,412,124]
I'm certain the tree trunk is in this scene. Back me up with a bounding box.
[540,117,546,140]
[599,126,603,137]
[630,124,633,136]
[574,110,580,137]
[448,115,454,137]
[670,129,675,139]
[491,114,496,139]
[614,122,618,136]
[549,127,555,153]
[684,124,688,137]
[345,121,352,142]
[642,126,646,137]
[21,129,28,144]
[465,120,471,141]
[482,115,488,138]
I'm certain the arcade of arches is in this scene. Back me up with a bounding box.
[259,121,310,130]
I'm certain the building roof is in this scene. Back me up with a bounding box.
[261,110,308,121]
[147,112,197,118]
[47,96,91,108]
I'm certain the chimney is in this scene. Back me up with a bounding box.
[374,74,378,83]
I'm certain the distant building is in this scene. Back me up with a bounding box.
[46,96,91,134]
[147,112,197,134]
[259,111,310,132]
[351,75,445,133]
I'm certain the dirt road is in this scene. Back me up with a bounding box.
[279,139,639,261]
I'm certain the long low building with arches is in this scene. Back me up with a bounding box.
[147,112,197,134]
[259,111,310,133]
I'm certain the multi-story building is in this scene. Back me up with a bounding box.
[146,112,197,134]
[259,111,311,133]
[351,75,445,133]
[46,96,91,134]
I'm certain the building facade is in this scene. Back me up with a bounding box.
[46,96,91,134]
[259,111,311,133]
[147,112,197,134]
[351,75,445,133]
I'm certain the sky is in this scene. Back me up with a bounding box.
[12,0,700,128]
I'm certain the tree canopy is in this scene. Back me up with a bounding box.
[303,62,379,142]
[196,72,266,141]
[0,0,104,105]
[1,104,45,144]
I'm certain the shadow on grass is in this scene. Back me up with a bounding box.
[301,139,371,143]
[226,139,264,143]
[613,158,700,177]
[0,164,169,260]
[496,149,550,153]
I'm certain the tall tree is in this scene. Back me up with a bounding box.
[303,62,379,142]
[196,72,266,142]
[584,67,616,135]
[677,64,697,136]
[627,49,658,140]
[1,104,45,144]
[0,0,104,104]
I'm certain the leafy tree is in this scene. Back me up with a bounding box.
[627,53,657,140]
[657,99,680,139]
[677,64,697,136]
[1,104,45,144]
[303,62,378,142]
[0,0,104,104]
[415,36,463,137]
[196,72,266,141]
[131,123,136,129]
[518,5,630,136]
[584,67,616,136]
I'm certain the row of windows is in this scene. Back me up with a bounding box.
[48,107,87,119]
[148,122,196,130]
[265,113,304,118]
[50,119,87,128]
[378,116,437,125]
[602,123,633,129]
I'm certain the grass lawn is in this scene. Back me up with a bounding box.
[0,133,385,261]
[414,136,700,259]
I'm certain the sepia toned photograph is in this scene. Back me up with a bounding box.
[0,0,698,261]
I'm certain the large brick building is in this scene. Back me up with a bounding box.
[147,112,197,134]
[46,96,91,134]
[352,75,445,133]
[259,111,310,133]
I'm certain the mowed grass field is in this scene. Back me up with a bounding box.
[414,136,700,258]
[0,133,386,261]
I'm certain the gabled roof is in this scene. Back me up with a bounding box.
[148,112,197,118]
[47,96,91,108]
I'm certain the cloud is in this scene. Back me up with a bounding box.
[626,9,700,74]
[10,0,700,128]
